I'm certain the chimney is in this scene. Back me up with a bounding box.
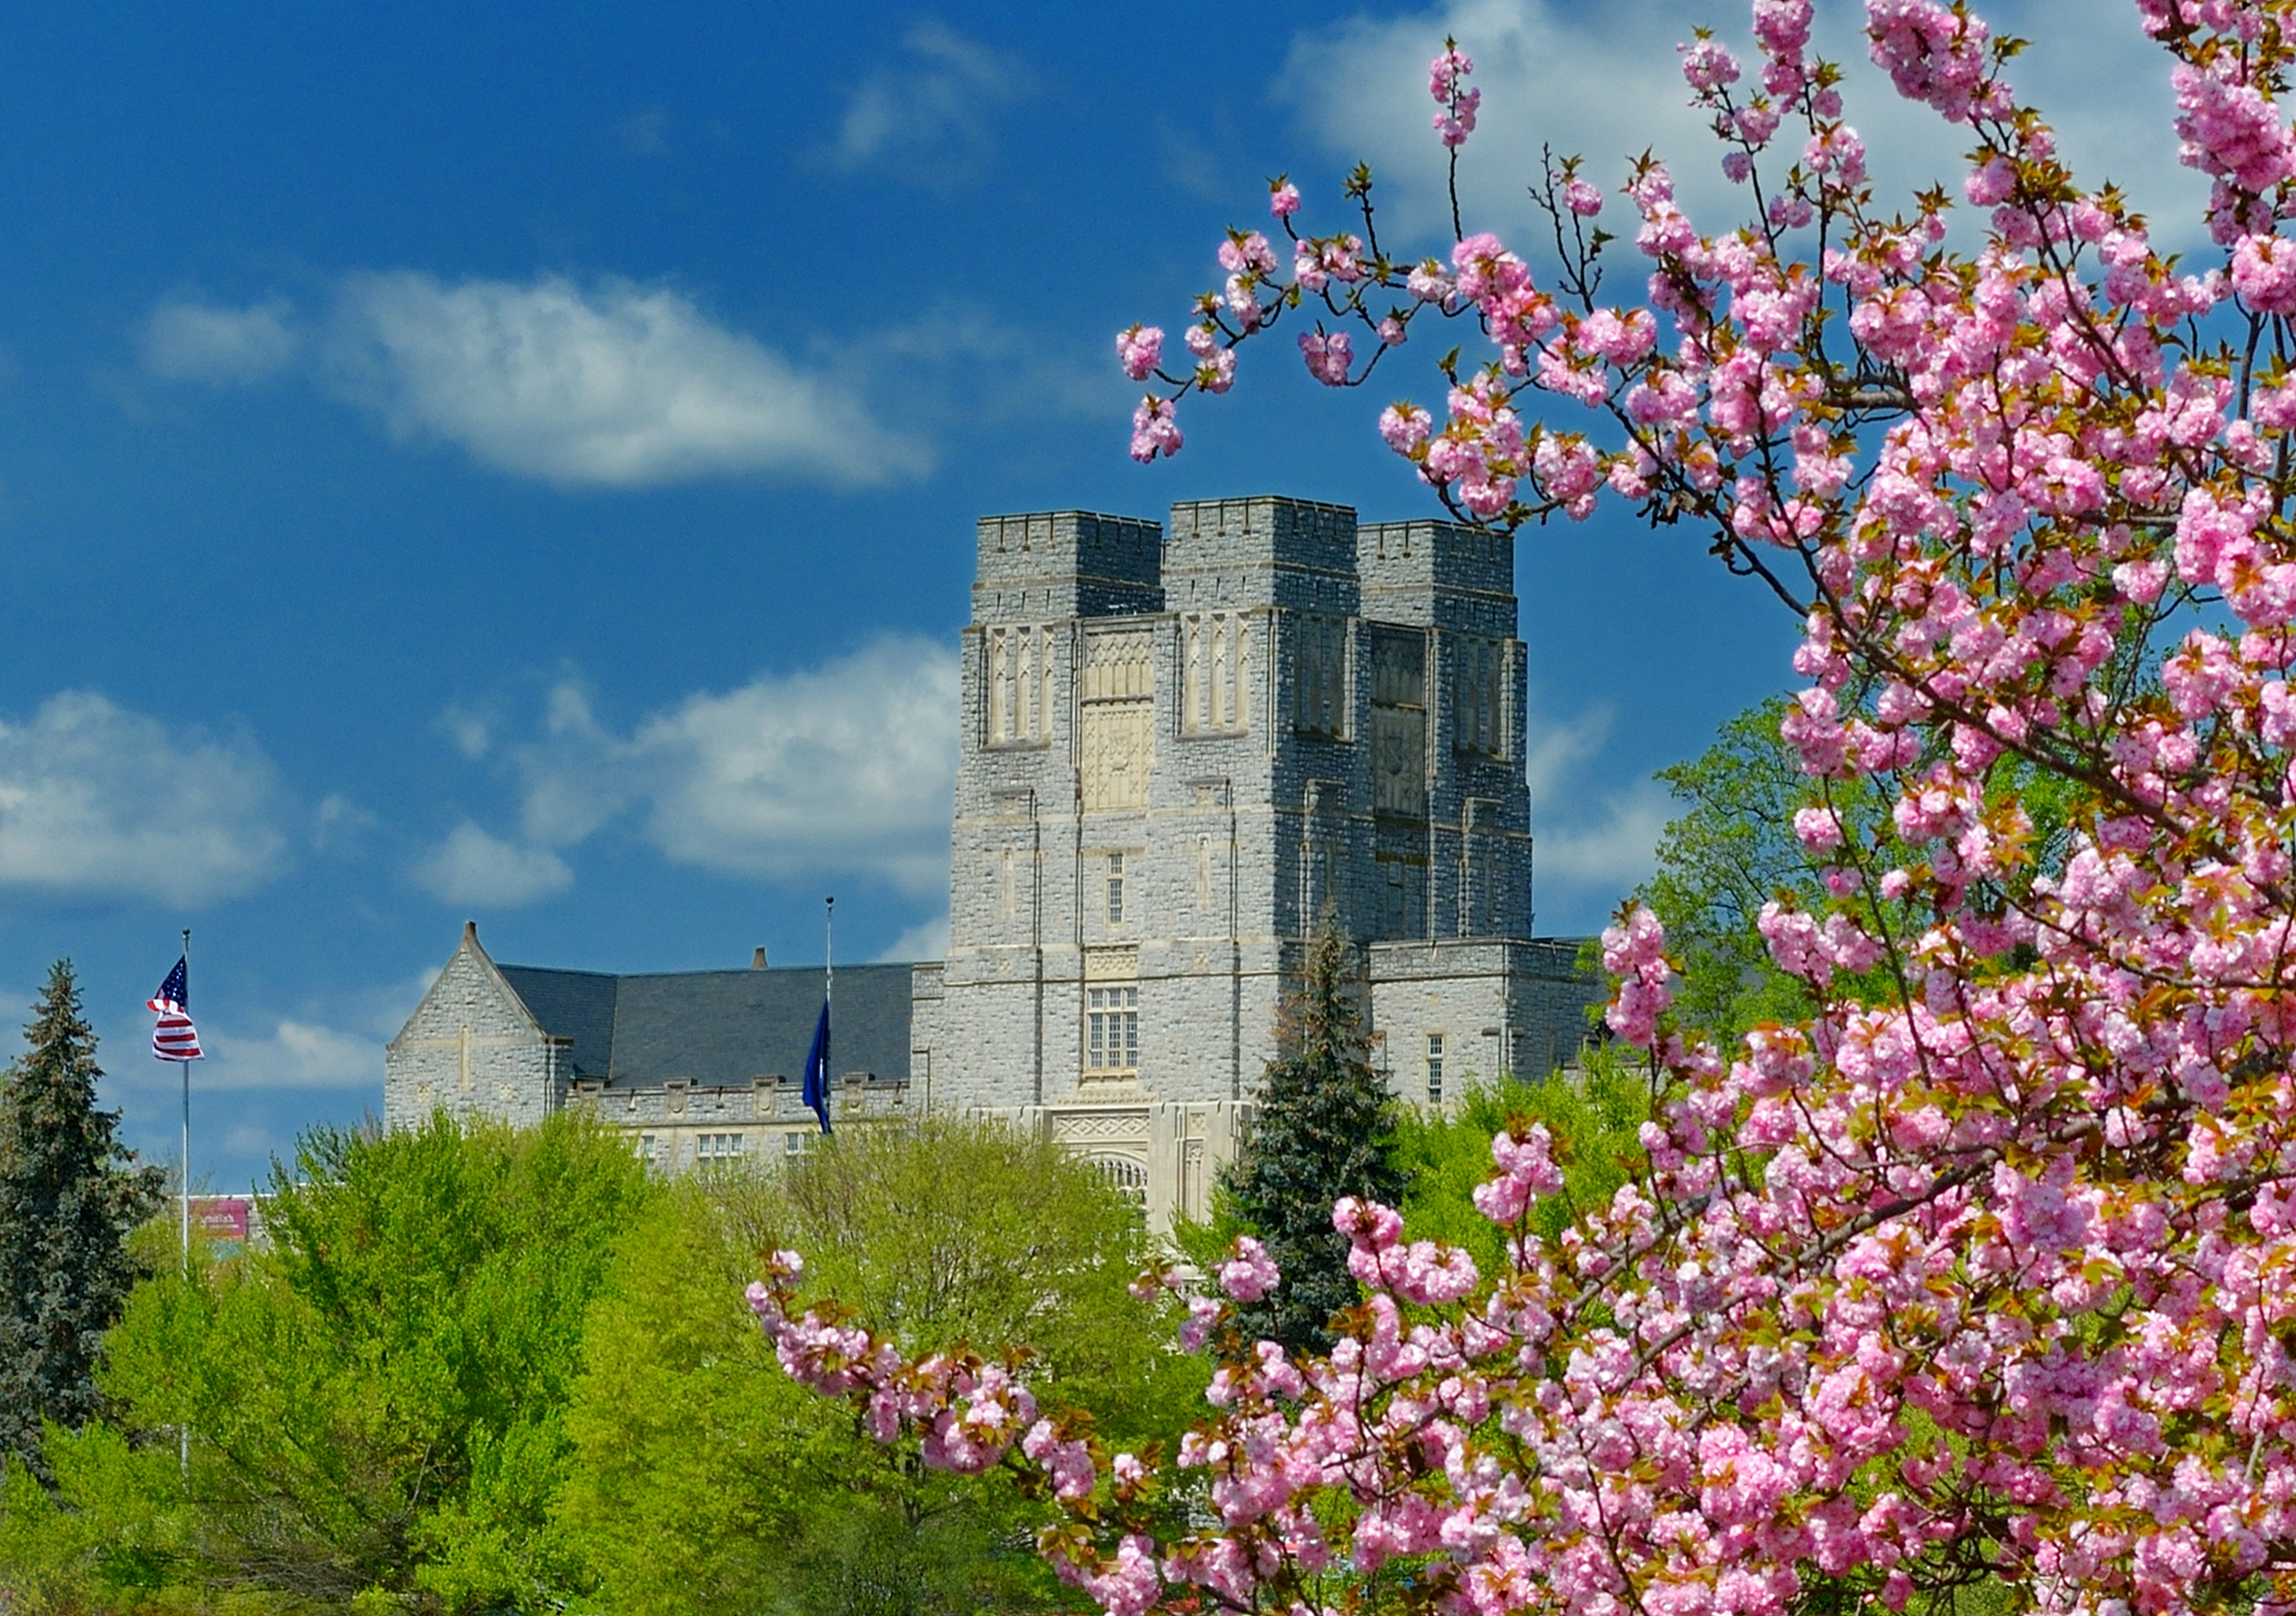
[464,920,478,944]
[751,946,768,970]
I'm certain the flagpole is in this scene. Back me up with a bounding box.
[825,896,834,1024]
[178,927,190,1480]
[180,928,190,1282]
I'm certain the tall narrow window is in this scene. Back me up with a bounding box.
[1427,1033,1446,1106]
[1183,613,1251,735]
[987,625,1053,745]
[1294,617,1346,736]
[1106,851,1126,924]
[1087,986,1140,1074]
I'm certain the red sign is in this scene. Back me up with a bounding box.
[192,1197,248,1240]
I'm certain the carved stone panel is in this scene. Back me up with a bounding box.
[1051,1109,1150,1144]
[1181,611,1249,734]
[987,625,1053,746]
[1080,628,1154,701]
[1453,636,1508,757]
[1082,699,1152,810]
[1367,627,1425,708]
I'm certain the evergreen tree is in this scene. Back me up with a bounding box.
[1224,911,1403,1355]
[0,961,165,1479]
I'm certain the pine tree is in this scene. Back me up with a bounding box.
[0,961,165,1479]
[1224,911,1404,1355]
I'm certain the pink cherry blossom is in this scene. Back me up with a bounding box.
[1115,324,1162,382]
[786,10,2296,1615]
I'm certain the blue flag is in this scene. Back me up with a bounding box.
[800,1000,832,1134]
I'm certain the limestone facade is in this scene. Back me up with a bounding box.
[382,493,1608,1232]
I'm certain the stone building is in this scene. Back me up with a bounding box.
[385,924,919,1172]
[384,493,1607,1230]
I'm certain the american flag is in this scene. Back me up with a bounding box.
[149,956,202,1062]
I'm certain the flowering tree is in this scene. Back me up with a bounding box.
[751,3,2296,1613]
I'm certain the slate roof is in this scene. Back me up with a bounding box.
[493,962,914,1090]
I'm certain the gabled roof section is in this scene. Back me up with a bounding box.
[389,920,547,1052]
[489,960,915,1090]
[494,966,619,1078]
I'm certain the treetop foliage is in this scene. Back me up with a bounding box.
[0,961,164,1480]
[1221,912,1404,1355]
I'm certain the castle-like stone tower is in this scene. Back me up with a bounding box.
[384,492,1603,1234]
[911,494,1588,1228]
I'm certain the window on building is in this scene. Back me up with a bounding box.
[636,1133,658,1166]
[1427,1033,1446,1106]
[1087,986,1140,1074]
[1453,638,1508,757]
[1106,851,1126,925]
[696,1132,746,1162]
[1377,856,1427,940]
[1294,616,1347,736]
[1092,1154,1149,1210]
[784,1131,810,1156]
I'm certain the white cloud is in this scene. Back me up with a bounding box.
[323,272,927,489]
[632,641,957,893]
[447,637,960,900]
[140,298,300,384]
[439,703,494,761]
[1279,0,2206,251]
[879,911,950,963]
[411,820,574,907]
[191,1016,380,1091]
[137,279,1077,489]
[1522,699,1669,927]
[1534,780,1671,893]
[0,692,285,907]
[833,19,1031,173]
[1523,701,1611,815]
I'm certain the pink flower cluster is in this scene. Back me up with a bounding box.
[815,5,2296,1613]
[1430,42,1480,149]
[1865,0,2009,123]
[1601,904,1673,1046]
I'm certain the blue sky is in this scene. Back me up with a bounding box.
[0,1,2198,1186]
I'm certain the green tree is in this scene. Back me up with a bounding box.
[557,1115,1203,1616]
[1636,696,2081,1047]
[0,961,165,1481]
[1224,912,1404,1355]
[1392,1049,1658,1278]
[57,1109,653,1614]
[1634,698,1849,1042]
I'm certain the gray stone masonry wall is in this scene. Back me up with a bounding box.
[384,924,566,1131]
[969,1099,1254,1230]
[975,510,1164,625]
[1367,938,1608,1109]
[565,1073,907,1173]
